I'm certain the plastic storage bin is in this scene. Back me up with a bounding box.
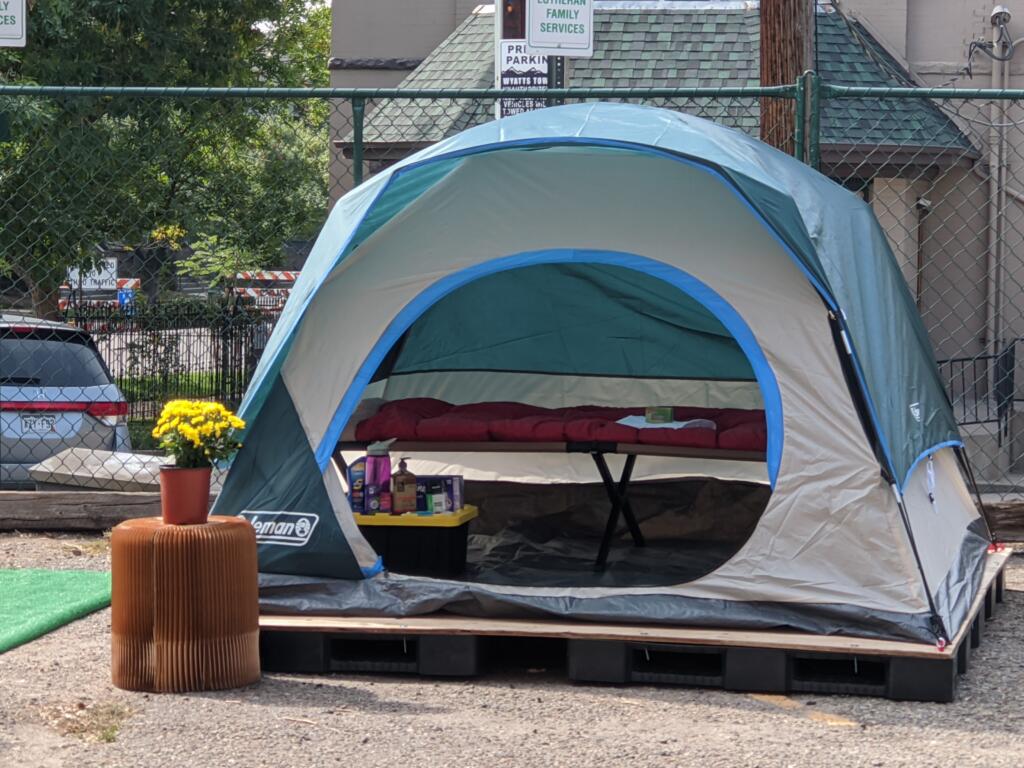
[355,506,478,578]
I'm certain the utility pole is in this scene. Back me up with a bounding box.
[760,0,814,156]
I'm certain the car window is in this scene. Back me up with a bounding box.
[0,336,112,387]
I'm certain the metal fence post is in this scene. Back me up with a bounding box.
[794,74,806,163]
[807,71,821,171]
[351,96,365,187]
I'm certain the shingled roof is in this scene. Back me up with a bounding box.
[352,6,975,172]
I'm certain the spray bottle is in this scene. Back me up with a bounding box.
[348,456,367,513]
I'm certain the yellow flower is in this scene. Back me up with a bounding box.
[154,399,244,461]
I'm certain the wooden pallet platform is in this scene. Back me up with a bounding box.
[259,549,1012,702]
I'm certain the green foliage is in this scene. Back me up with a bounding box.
[119,372,225,404]
[64,295,249,328]
[0,0,280,87]
[259,0,332,88]
[0,1,330,317]
[127,419,159,451]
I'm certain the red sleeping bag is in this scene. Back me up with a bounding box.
[354,399,767,452]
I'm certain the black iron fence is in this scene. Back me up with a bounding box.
[937,339,1017,439]
[62,303,280,422]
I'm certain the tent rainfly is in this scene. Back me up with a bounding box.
[214,103,989,645]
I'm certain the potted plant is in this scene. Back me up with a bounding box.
[152,399,245,525]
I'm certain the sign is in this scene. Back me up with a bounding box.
[117,287,136,309]
[526,0,593,57]
[0,0,26,48]
[240,511,320,548]
[68,257,118,292]
[497,40,548,119]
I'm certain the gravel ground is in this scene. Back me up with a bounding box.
[1,532,1022,768]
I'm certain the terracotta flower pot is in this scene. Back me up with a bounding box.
[159,466,213,525]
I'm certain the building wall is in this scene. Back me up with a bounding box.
[331,0,480,75]
[917,167,989,358]
[328,0,480,199]
[868,174,990,361]
[871,177,922,292]
[839,0,910,60]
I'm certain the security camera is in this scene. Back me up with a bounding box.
[916,197,933,212]
[992,5,1011,26]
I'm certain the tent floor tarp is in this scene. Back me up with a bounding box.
[458,477,769,588]
[259,549,1011,703]
[463,534,739,589]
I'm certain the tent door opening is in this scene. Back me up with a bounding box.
[335,260,779,588]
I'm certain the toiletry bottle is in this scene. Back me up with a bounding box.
[365,440,393,514]
[392,458,417,514]
[348,456,367,513]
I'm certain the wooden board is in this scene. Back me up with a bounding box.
[947,546,1011,651]
[0,490,163,531]
[261,549,1011,661]
[986,501,1024,542]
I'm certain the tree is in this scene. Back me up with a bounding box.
[174,0,332,293]
[0,0,330,317]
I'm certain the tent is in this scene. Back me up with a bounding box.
[214,102,990,644]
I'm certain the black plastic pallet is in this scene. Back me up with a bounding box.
[261,630,482,676]
[259,556,1008,703]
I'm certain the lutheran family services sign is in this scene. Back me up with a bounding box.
[0,0,25,47]
[527,0,593,57]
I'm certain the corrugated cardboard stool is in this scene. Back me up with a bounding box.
[111,516,260,692]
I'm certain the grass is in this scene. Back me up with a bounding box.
[61,535,111,558]
[41,700,132,743]
[116,371,225,401]
[128,419,159,451]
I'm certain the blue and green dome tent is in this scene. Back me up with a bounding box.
[214,102,989,643]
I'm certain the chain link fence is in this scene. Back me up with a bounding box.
[817,83,1024,495]
[1,81,1023,497]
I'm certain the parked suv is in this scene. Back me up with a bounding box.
[1,313,131,488]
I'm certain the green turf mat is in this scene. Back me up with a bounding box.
[0,569,112,653]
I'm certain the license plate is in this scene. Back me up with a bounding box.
[21,414,57,433]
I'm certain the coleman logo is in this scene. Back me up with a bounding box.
[909,402,922,423]
[240,511,319,547]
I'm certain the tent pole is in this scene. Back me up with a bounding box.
[889,484,949,645]
[954,445,997,544]
[828,311,948,644]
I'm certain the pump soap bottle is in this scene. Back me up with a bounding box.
[392,457,417,514]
